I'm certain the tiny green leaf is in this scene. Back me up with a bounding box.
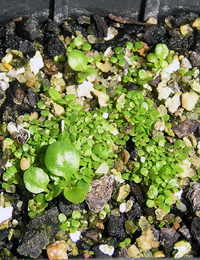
[155,43,169,60]
[24,167,49,193]
[147,185,158,199]
[48,89,62,100]
[68,49,88,72]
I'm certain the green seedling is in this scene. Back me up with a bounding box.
[59,209,82,233]
[67,49,97,82]
[119,238,131,248]
[147,43,172,70]
[45,140,80,184]
[68,49,88,72]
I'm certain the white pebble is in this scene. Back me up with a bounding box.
[182,91,199,111]
[29,51,44,75]
[104,27,118,41]
[103,112,109,119]
[165,93,181,113]
[77,81,94,98]
[0,72,6,80]
[181,57,192,70]
[163,58,180,74]
[176,202,187,212]
[99,244,115,256]
[119,203,126,213]
[0,80,9,91]
[0,206,13,224]
[104,47,114,58]
[16,67,25,75]
[69,230,81,242]
[7,122,18,135]
[7,69,17,78]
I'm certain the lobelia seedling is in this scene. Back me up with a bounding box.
[23,140,87,204]
[147,43,173,71]
[67,49,97,83]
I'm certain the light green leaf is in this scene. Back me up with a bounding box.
[24,167,49,193]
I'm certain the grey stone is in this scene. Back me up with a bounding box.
[85,174,115,213]
[17,207,59,258]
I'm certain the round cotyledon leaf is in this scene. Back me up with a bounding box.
[64,186,86,204]
[24,167,49,193]
[45,141,80,184]
[67,49,88,72]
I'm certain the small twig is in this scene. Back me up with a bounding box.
[108,14,172,31]
[109,14,148,26]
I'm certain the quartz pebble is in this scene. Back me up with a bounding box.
[99,244,114,256]
[20,157,31,171]
[52,103,65,116]
[173,240,191,258]
[0,206,13,224]
[181,91,199,111]
[77,81,94,98]
[165,93,181,113]
[103,27,118,41]
[92,89,109,107]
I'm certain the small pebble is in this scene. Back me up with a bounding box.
[69,231,81,242]
[127,244,140,257]
[99,244,114,256]
[77,81,94,98]
[2,53,13,64]
[29,51,44,75]
[153,250,165,258]
[181,91,199,111]
[180,24,193,36]
[92,89,109,107]
[52,103,65,116]
[20,157,31,171]
[46,240,68,260]
[0,206,13,224]
[192,17,200,30]
[103,27,118,41]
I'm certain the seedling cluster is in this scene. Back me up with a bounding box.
[1,39,193,221]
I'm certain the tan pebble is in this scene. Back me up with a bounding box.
[20,158,31,171]
[29,112,38,121]
[127,244,140,257]
[52,103,65,116]
[153,250,165,258]
[146,17,158,25]
[172,221,180,230]
[3,63,13,71]
[95,220,104,230]
[136,229,159,251]
[181,91,199,111]
[92,89,109,107]
[46,240,68,260]
[121,148,130,164]
[96,61,112,73]
[192,17,200,30]
[26,79,35,87]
